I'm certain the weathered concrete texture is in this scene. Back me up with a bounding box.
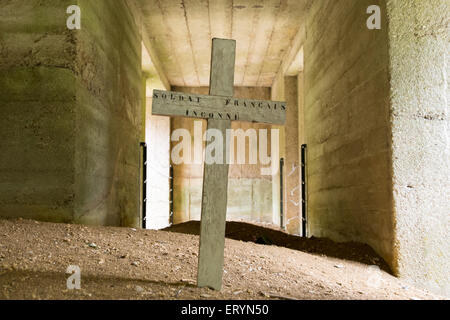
[0,0,143,227]
[73,0,142,227]
[297,72,306,148]
[270,74,304,235]
[297,72,306,235]
[304,0,395,265]
[387,0,450,295]
[0,0,77,222]
[136,0,308,86]
[171,86,274,225]
[271,72,286,227]
[284,77,301,235]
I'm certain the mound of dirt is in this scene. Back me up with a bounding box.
[164,221,391,272]
[0,219,440,300]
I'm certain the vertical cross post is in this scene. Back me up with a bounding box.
[152,38,285,290]
[197,39,236,290]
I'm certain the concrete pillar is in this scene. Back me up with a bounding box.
[271,72,285,227]
[0,0,77,222]
[284,77,301,234]
[303,0,448,296]
[297,72,306,236]
[297,72,306,146]
[73,0,143,228]
[0,0,143,227]
[304,0,394,272]
[387,0,450,295]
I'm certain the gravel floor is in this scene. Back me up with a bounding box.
[0,219,442,300]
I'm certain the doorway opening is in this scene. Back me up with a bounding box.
[141,42,171,230]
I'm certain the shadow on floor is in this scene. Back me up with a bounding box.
[164,221,392,273]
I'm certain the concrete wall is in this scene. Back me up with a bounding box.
[0,0,77,222]
[171,86,274,225]
[303,0,395,264]
[74,0,142,227]
[271,73,286,228]
[271,75,304,235]
[387,0,449,295]
[297,72,306,235]
[283,77,301,235]
[301,0,449,296]
[297,72,306,148]
[0,0,143,227]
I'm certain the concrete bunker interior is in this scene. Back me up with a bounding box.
[0,0,448,299]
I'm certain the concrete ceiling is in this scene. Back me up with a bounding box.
[137,0,307,87]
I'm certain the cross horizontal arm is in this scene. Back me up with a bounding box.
[152,89,286,125]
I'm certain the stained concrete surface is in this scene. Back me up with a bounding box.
[0,0,448,297]
[0,0,143,227]
[302,0,395,274]
[387,0,450,296]
[136,0,309,86]
[0,0,78,223]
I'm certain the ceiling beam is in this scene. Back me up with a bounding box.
[272,23,306,85]
[127,0,171,90]
[209,0,233,39]
[243,0,280,86]
[141,27,171,91]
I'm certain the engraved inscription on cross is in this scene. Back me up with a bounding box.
[152,38,286,290]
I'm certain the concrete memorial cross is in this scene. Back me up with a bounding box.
[152,38,286,290]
